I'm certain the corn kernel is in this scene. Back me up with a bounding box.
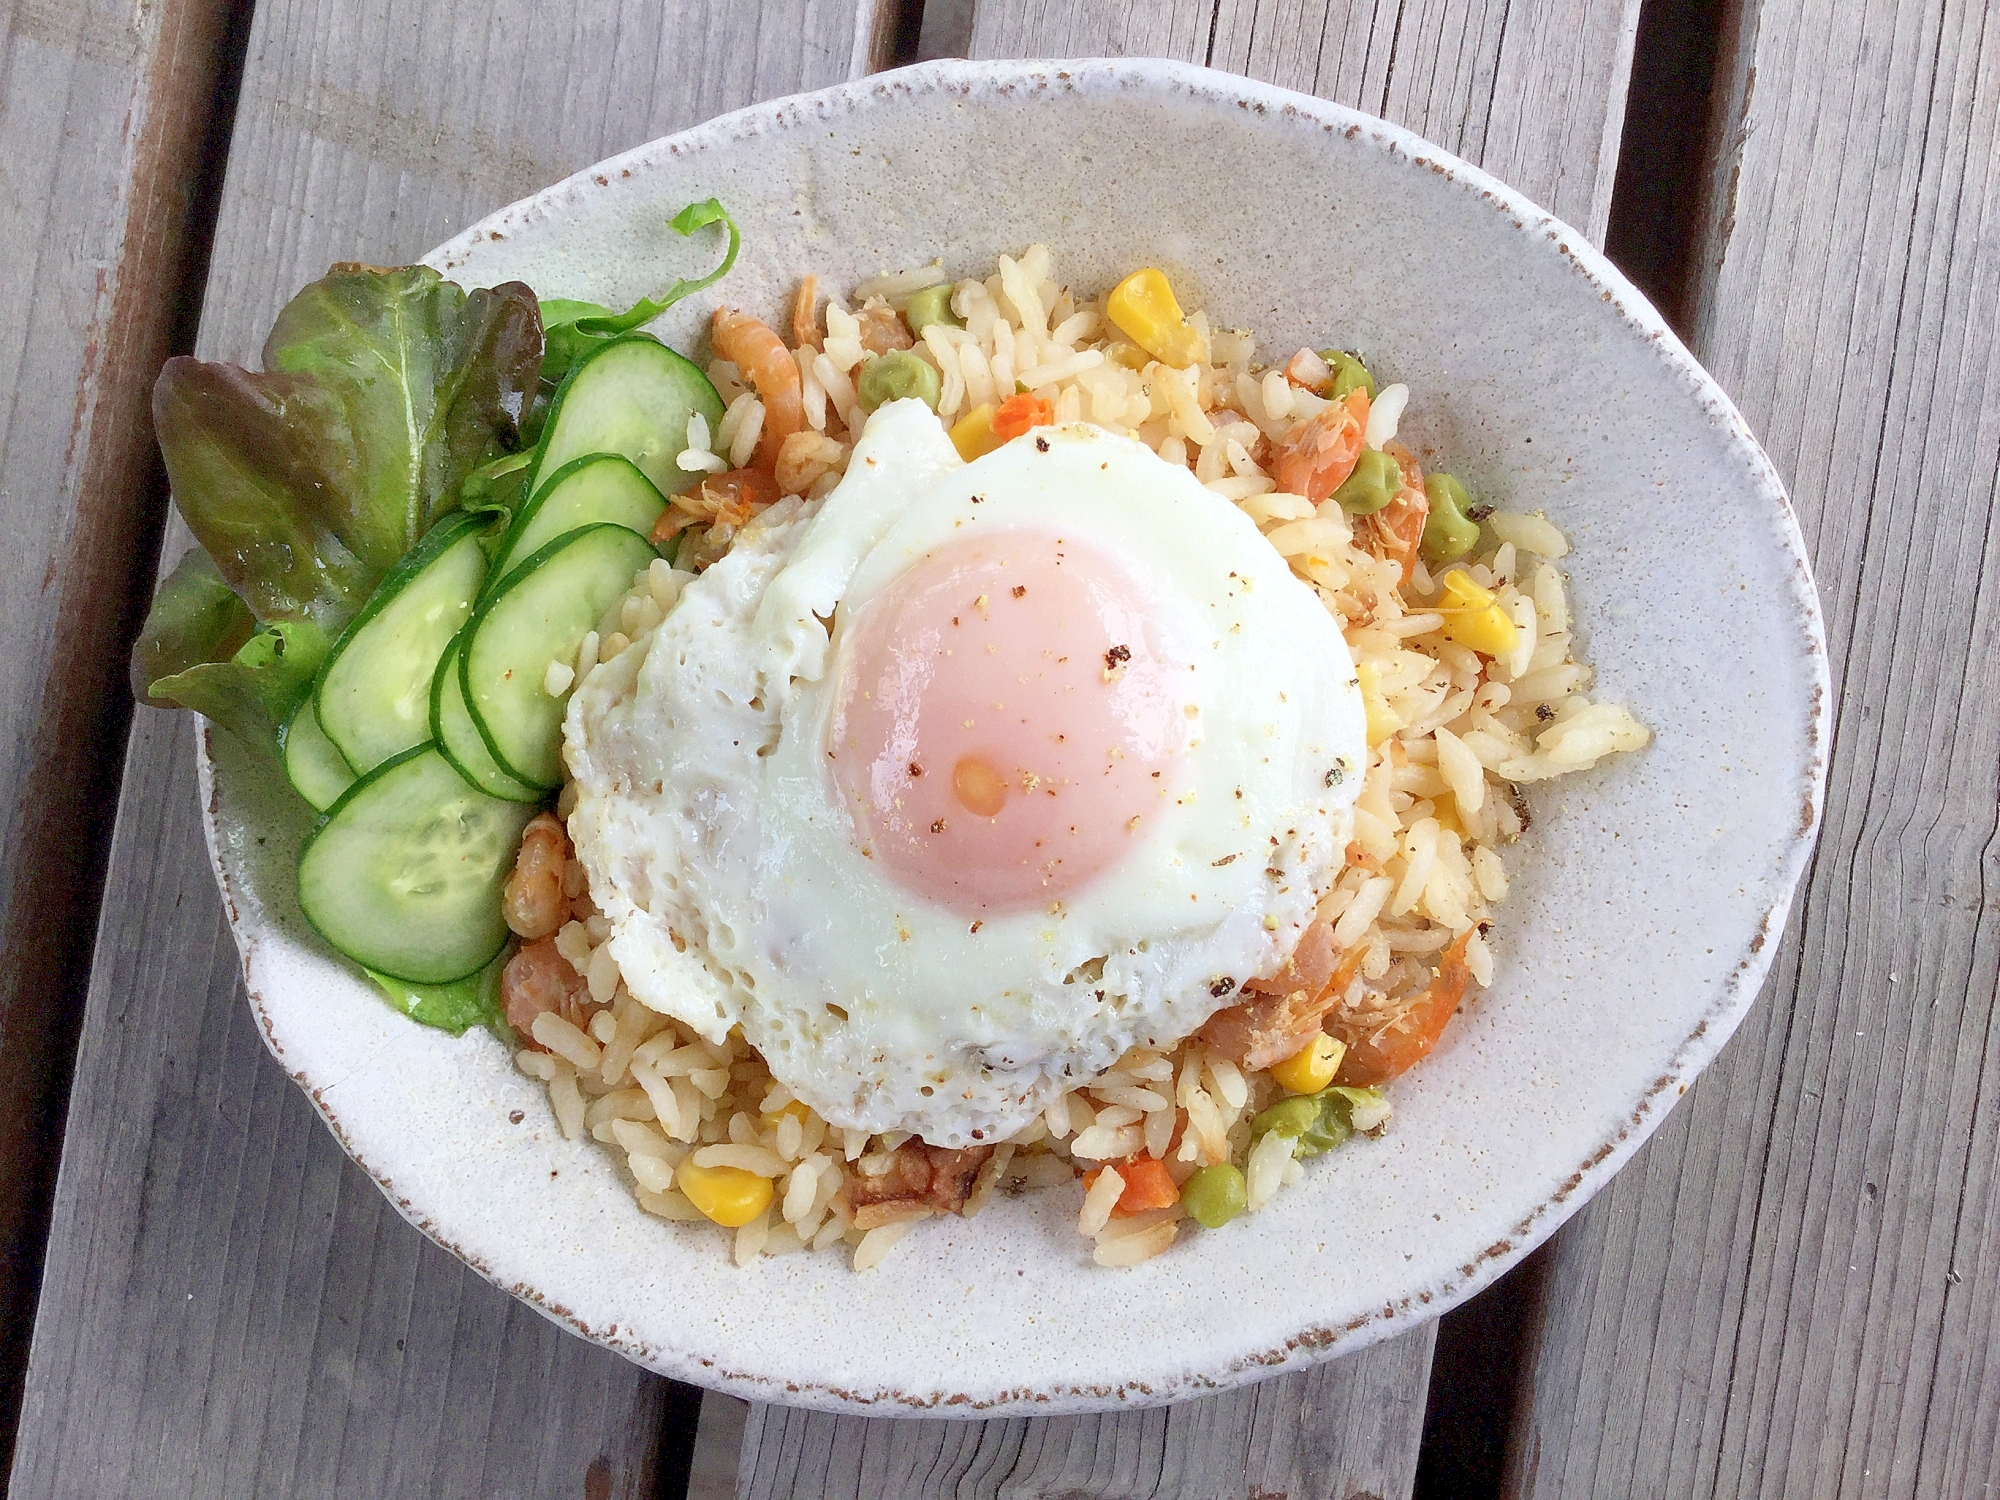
[950,403,1001,461]
[1356,661,1404,746]
[1435,571,1521,657]
[762,1099,810,1128]
[1272,1034,1346,1095]
[1106,268,1206,368]
[1431,798,1465,838]
[676,1161,774,1227]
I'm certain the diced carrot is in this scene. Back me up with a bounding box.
[1085,1155,1180,1217]
[992,392,1055,440]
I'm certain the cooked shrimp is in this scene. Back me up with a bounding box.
[1198,922,1356,1070]
[844,1141,994,1229]
[1335,928,1475,1084]
[503,812,570,940]
[502,937,592,1043]
[856,296,914,354]
[790,275,821,351]
[710,308,802,471]
[1284,348,1330,389]
[1358,440,1429,586]
[651,467,781,544]
[1272,387,1369,502]
[773,430,846,497]
[1245,919,1338,999]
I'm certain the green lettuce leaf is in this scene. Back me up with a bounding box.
[129,549,256,700]
[453,448,533,543]
[539,200,739,384]
[153,265,542,631]
[146,618,330,748]
[366,947,508,1035]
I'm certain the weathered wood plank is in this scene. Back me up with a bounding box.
[740,1335,1435,1500]
[735,1,1643,1494]
[1506,0,2000,1493]
[9,713,680,1500]
[968,0,1637,244]
[7,2,896,1496]
[0,0,245,1453]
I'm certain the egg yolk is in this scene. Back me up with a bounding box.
[827,526,1188,913]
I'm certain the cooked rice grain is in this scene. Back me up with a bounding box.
[510,244,1649,1272]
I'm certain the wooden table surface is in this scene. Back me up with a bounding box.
[2,0,1994,1494]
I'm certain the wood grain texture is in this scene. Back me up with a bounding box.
[734,0,1644,1493]
[0,0,244,1448]
[740,1335,1434,1500]
[971,0,1640,243]
[10,713,680,1500]
[1506,0,2000,1493]
[8,1,891,1496]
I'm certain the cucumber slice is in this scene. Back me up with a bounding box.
[526,335,723,501]
[317,513,487,774]
[432,636,541,803]
[461,524,656,789]
[298,744,536,984]
[281,696,356,812]
[490,453,668,587]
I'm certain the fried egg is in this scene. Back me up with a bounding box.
[564,400,1366,1146]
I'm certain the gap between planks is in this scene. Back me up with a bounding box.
[7,1,898,1498]
[0,0,1656,1496]
[1504,0,2000,1493]
[0,0,254,1467]
[721,0,1642,1491]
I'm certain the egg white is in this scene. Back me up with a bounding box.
[564,401,1367,1146]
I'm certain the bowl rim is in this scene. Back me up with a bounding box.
[203,55,1831,1415]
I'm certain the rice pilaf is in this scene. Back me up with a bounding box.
[506,245,1649,1270]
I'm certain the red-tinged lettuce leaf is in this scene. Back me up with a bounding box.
[145,618,330,751]
[152,362,378,628]
[154,265,542,630]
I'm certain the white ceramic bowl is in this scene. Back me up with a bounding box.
[200,58,1828,1414]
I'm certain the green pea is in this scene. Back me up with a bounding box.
[1320,349,1377,401]
[856,350,942,412]
[1297,1098,1352,1157]
[1251,1095,1322,1143]
[1421,473,1480,563]
[903,283,961,336]
[1331,448,1403,516]
[1253,1089,1356,1159]
[1179,1164,1248,1229]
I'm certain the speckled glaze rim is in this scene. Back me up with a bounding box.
[197,58,1830,1415]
